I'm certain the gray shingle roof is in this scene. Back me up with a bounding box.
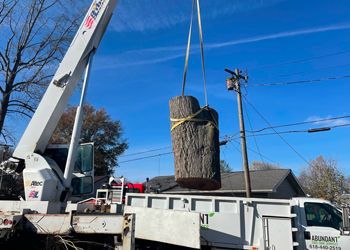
[146,169,305,196]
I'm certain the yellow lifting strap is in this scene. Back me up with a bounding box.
[170,106,218,132]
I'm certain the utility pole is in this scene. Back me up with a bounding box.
[225,68,252,198]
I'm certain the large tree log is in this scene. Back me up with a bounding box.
[169,96,221,190]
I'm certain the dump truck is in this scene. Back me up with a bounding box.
[126,193,350,249]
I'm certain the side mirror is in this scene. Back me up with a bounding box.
[342,206,350,234]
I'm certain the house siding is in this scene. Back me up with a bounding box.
[269,179,297,199]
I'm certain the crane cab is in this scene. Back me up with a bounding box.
[23,143,94,202]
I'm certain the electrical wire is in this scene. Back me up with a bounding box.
[229,141,241,154]
[118,118,349,165]
[249,49,350,71]
[232,140,277,164]
[120,131,246,159]
[119,152,173,164]
[120,146,172,158]
[118,137,279,165]
[119,120,350,163]
[244,123,350,138]
[221,132,241,143]
[250,75,350,87]
[246,115,350,133]
[242,96,310,165]
[278,62,350,78]
[244,101,264,163]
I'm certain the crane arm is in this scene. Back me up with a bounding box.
[12,0,117,160]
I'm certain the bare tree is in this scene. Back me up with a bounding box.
[0,0,83,144]
[0,1,15,23]
[220,160,233,173]
[299,156,349,203]
[250,161,280,171]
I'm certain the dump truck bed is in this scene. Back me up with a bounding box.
[126,193,297,249]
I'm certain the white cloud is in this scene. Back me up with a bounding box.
[306,115,350,127]
[206,23,350,49]
[111,0,285,32]
[95,22,350,70]
[94,48,185,70]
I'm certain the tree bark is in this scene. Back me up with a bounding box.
[169,96,221,190]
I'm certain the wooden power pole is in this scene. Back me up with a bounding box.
[225,68,252,198]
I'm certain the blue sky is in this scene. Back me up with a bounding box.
[13,0,350,181]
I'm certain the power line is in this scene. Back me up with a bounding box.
[242,96,310,166]
[250,75,350,87]
[246,123,350,138]
[222,132,241,142]
[244,101,264,163]
[122,131,240,159]
[226,141,274,165]
[120,146,172,158]
[249,49,350,71]
[278,62,350,78]
[246,115,350,133]
[220,144,229,161]
[119,115,350,164]
[119,152,173,164]
[232,140,277,164]
[119,133,243,160]
[224,123,350,142]
[229,142,241,154]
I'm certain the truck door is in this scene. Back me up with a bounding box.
[303,202,350,250]
[263,216,294,250]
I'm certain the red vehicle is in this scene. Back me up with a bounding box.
[113,180,145,194]
[78,177,144,206]
[97,177,144,205]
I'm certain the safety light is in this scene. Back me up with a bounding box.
[3,219,12,226]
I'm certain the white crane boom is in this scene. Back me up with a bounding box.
[0,0,118,202]
[13,0,117,159]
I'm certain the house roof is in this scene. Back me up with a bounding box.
[94,175,109,183]
[146,169,305,196]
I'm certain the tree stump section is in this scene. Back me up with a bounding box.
[169,96,221,190]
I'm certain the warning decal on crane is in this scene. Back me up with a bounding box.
[85,0,106,29]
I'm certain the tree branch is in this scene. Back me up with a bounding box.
[7,109,32,118]
[8,99,35,113]
[0,0,17,25]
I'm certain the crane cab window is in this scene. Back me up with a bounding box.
[304,202,342,230]
[44,143,93,173]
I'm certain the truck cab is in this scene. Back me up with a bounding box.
[293,197,348,250]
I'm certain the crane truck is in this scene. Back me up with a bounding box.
[0,0,350,249]
[0,0,200,249]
